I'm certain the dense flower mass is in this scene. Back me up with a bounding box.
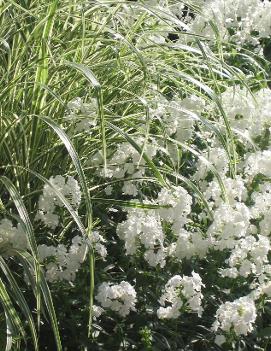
[157,186,192,228]
[2,0,271,349]
[219,87,271,139]
[186,0,271,46]
[30,59,271,344]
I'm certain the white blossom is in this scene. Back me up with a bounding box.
[117,207,166,267]
[173,229,210,260]
[90,231,107,260]
[226,235,270,278]
[35,175,81,229]
[38,235,88,283]
[207,203,250,250]
[95,281,137,317]
[212,296,257,336]
[157,186,192,231]
[0,218,28,252]
[187,0,271,45]
[157,272,204,319]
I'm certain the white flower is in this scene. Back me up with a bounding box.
[92,136,159,181]
[35,175,81,229]
[157,272,204,319]
[219,86,271,139]
[187,0,271,45]
[220,267,239,279]
[122,182,138,196]
[207,203,250,250]
[226,235,270,278]
[152,94,205,143]
[92,305,104,320]
[95,281,137,317]
[261,282,271,297]
[157,186,192,231]
[0,219,28,251]
[66,97,97,133]
[212,296,257,336]
[204,176,247,208]
[37,235,88,283]
[193,147,229,182]
[90,231,107,260]
[37,244,57,261]
[173,229,210,260]
[245,150,271,179]
[117,207,166,267]
[144,247,167,268]
[250,183,271,236]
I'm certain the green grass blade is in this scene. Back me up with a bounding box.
[16,251,62,351]
[36,116,95,336]
[0,277,25,350]
[65,61,107,173]
[0,176,42,330]
[0,257,39,351]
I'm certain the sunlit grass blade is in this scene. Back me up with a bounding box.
[0,176,42,331]
[65,61,107,173]
[91,197,170,209]
[0,277,25,351]
[36,116,95,336]
[0,257,39,351]
[16,251,62,351]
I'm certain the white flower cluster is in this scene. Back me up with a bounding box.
[207,203,250,250]
[150,94,206,142]
[116,186,193,267]
[250,183,271,236]
[91,137,159,196]
[212,296,257,336]
[245,150,271,179]
[95,281,137,317]
[92,304,104,320]
[90,231,107,260]
[90,94,206,196]
[193,147,229,182]
[221,235,270,278]
[204,176,247,208]
[157,272,204,319]
[36,175,81,229]
[37,235,88,282]
[220,87,271,140]
[171,229,210,260]
[157,186,192,230]
[109,75,271,341]
[187,0,271,45]
[65,97,97,133]
[117,207,166,267]
[0,218,28,252]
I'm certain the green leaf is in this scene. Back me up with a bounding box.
[0,277,25,351]
[257,327,271,338]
